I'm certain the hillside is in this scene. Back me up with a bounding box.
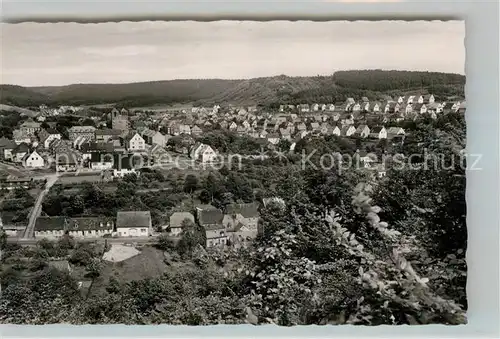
[0,70,465,107]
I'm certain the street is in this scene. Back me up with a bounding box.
[7,235,158,245]
[22,173,60,239]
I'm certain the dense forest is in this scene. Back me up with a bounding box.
[1,112,467,325]
[0,70,465,108]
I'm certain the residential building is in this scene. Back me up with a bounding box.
[68,126,96,142]
[66,217,114,238]
[369,126,387,139]
[23,150,45,168]
[34,216,68,239]
[38,128,61,149]
[12,143,30,163]
[169,212,195,236]
[0,138,17,160]
[112,154,140,177]
[95,129,122,143]
[90,152,114,170]
[126,132,146,152]
[196,206,226,247]
[190,143,218,164]
[116,211,152,237]
[56,152,81,172]
[340,125,356,137]
[20,118,41,135]
[354,125,371,138]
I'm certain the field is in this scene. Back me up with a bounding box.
[57,174,103,185]
[90,246,174,296]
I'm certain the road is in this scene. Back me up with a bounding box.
[22,173,60,239]
[7,235,158,245]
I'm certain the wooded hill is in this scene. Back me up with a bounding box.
[0,70,465,108]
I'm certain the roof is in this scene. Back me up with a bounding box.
[13,142,30,154]
[370,126,385,133]
[116,211,152,228]
[69,126,96,133]
[81,142,115,153]
[67,217,114,231]
[197,208,223,226]
[0,137,16,149]
[90,152,114,163]
[169,212,195,228]
[35,216,67,231]
[95,128,122,136]
[46,128,60,135]
[225,203,259,218]
[113,153,141,170]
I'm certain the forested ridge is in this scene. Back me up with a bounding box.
[0,70,465,107]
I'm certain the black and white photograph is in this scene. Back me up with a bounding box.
[0,20,467,326]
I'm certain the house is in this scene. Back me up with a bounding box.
[179,124,191,135]
[340,125,356,137]
[56,152,81,172]
[66,217,114,238]
[354,125,370,138]
[356,151,378,169]
[350,103,362,112]
[0,138,17,160]
[169,212,195,236]
[116,211,152,237]
[90,152,114,170]
[426,102,443,114]
[412,103,427,114]
[50,139,72,155]
[13,129,32,145]
[191,125,203,137]
[423,94,435,104]
[228,121,238,131]
[386,127,405,139]
[457,101,467,114]
[20,118,41,135]
[113,154,140,177]
[223,203,260,232]
[196,206,226,247]
[312,103,320,111]
[345,98,356,106]
[38,129,61,149]
[326,104,335,112]
[141,129,166,147]
[95,129,122,143]
[400,103,412,116]
[369,102,381,113]
[369,126,387,139]
[80,142,115,160]
[298,104,310,113]
[190,143,218,164]
[68,126,96,142]
[34,216,68,239]
[126,132,146,152]
[267,133,281,145]
[23,150,45,168]
[396,96,405,104]
[12,143,30,163]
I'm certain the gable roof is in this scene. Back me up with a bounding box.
[35,216,68,231]
[67,217,114,231]
[197,207,223,226]
[169,212,195,228]
[225,203,259,218]
[116,211,151,228]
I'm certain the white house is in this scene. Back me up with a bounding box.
[369,126,387,139]
[23,150,45,168]
[112,154,139,178]
[126,132,146,151]
[340,125,356,137]
[169,212,195,236]
[90,152,114,170]
[116,211,152,237]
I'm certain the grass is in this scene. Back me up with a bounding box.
[90,246,170,296]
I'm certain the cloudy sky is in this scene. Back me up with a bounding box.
[1,20,464,87]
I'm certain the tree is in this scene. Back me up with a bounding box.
[183,174,199,195]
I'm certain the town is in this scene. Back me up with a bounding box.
[0,93,466,249]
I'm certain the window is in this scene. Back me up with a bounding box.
[141,229,146,233]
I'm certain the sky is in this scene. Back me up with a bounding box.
[1,20,465,87]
